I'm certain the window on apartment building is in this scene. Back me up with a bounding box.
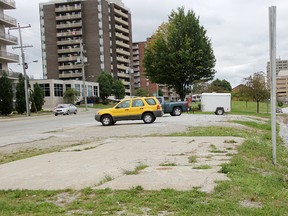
[54,84,63,97]
[94,86,99,97]
[65,84,71,91]
[75,84,81,96]
[39,83,50,97]
[88,86,92,97]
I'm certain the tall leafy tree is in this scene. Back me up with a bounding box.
[241,72,269,113]
[112,80,125,99]
[97,72,113,101]
[15,73,26,114]
[0,72,13,115]
[144,7,216,100]
[208,79,232,93]
[30,83,44,113]
[135,88,148,97]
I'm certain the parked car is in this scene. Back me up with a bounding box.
[54,104,77,116]
[95,97,163,126]
[156,96,189,116]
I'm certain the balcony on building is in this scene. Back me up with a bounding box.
[0,0,16,9]
[56,13,82,21]
[57,39,80,46]
[55,5,81,13]
[59,72,82,79]
[0,50,18,63]
[0,32,17,45]
[0,13,17,27]
[115,24,129,34]
[58,64,82,70]
[58,47,81,54]
[57,30,82,38]
[56,21,82,29]
[114,8,128,19]
[116,48,130,56]
[115,17,128,27]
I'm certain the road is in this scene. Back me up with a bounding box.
[0,108,97,147]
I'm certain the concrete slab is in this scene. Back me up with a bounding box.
[0,136,244,192]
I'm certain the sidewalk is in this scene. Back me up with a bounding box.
[0,136,244,193]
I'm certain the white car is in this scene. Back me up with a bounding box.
[54,104,77,116]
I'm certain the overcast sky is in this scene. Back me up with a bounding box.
[7,0,288,87]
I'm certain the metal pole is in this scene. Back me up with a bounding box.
[269,6,277,165]
[80,39,88,111]
[18,23,30,116]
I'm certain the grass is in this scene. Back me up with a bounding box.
[123,164,149,175]
[0,115,288,215]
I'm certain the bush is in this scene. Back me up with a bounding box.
[278,101,283,107]
[87,96,101,104]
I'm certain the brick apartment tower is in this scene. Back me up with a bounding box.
[40,0,133,95]
[133,41,170,98]
[0,0,18,75]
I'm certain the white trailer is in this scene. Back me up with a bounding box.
[201,93,231,115]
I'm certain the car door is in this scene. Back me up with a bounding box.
[112,99,132,120]
[129,98,145,119]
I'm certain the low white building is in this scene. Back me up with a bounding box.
[30,79,99,110]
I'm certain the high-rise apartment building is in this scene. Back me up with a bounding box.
[267,59,288,102]
[133,41,170,98]
[40,0,133,95]
[0,0,19,75]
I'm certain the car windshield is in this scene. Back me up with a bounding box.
[57,104,67,108]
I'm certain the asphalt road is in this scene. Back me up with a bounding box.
[0,108,97,147]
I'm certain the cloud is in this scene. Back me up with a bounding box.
[6,0,288,87]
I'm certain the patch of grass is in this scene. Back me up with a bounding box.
[159,162,177,166]
[188,155,197,163]
[97,175,114,186]
[193,164,212,169]
[224,139,238,144]
[0,147,63,165]
[123,164,148,175]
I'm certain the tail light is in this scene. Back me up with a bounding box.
[157,104,161,110]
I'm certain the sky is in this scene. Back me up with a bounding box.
[7,0,288,87]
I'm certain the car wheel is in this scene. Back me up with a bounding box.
[101,115,112,126]
[74,110,77,114]
[173,107,182,116]
[55,113,58,116]
[143,113,154,124]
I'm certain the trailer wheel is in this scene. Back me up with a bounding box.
[215,107,224,115]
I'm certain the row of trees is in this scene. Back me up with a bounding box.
[0,72,44,116]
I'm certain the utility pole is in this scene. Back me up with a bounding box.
[269,6,277,165]
[10,23,32,116]
[80,39,88,111]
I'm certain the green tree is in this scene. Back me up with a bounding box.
[143,7,216,100]
[241,72,269,113]
[208,79,232,93]
[30,83,44,113]
[112,80,125,99]
[15,74,26,114]
[63,88,79,104]
[0,72,13,115]
[135,88,148,97]
[97,72,113,101]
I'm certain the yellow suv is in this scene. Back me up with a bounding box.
[95,97,163,126]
